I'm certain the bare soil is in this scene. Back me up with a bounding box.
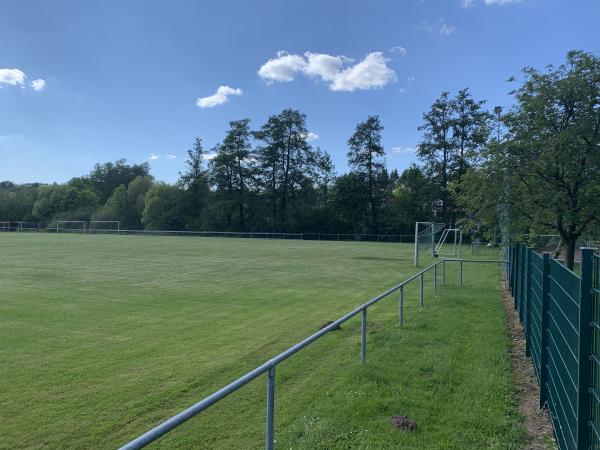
[500,284,557,449]
[389,415,418,432]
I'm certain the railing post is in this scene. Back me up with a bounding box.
[577,248,594,450]
[420,273,424,306]
[399,286,404,326]
[361,309,367,364]
[434,264,437,292]
[525,247,532,357]
[460,260,463,287]
[442,260,446,287]
[266,366,275,450]
[539,252,550,408]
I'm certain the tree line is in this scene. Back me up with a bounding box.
[1,51,598,268]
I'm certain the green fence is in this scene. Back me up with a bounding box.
[508,243,598,450]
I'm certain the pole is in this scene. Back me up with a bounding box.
[442,260,446,287]
[399,286,404,326]
[460,260,463,287]
[434,264,437,292]
[266,366,275,450]
[420,274,424,306]
[361,309,367,364]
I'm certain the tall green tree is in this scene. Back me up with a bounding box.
[254,109,315,231]
[497,51,600,268]
[178,138,209,229]
[347,115,386,233]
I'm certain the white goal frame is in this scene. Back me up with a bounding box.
[414,222,445,267]
[88,220,120,234]
[56,220,86,233]
[434,228,462,259]
[0,221,11,231]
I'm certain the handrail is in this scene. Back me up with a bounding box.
[119,258,507,450]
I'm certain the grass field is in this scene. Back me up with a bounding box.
[0,233,525,449]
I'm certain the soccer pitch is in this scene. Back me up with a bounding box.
[0,233,525,449]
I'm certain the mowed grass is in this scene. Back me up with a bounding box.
[0,234,525,449]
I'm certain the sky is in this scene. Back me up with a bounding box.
[1,0,599,184]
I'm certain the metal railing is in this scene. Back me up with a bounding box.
[508,243,598,450]
[119,257,507,450]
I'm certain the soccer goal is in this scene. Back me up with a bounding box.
[88,220,120,234]
[414,222,445,266]
[56,221,87,233]
[0,221,12,231]
[434,228,462,259]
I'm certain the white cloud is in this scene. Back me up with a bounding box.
[196,85,244,108]
[304,131,319,141]
[204,152,218,161]
[148,154,160,160]
[29,79,46,91]
[258,51,307,83]
[418,19,455,35]
[392,146,418,154]
[459,0,476,8]
[330,52,396,92]
[258,51,397,92]
[0,68,26,86]
[390,46,407,56]
[164,154,177,159]
[149,153,178,161]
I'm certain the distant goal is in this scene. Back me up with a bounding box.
[56,221,86,233]
[413,222,445,267]
[433,228,462,259]
[88,220,120,234]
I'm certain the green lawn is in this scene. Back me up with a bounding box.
[0,233,525,449]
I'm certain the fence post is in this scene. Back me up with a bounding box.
[399,286,404,326]
[420,274,424,306]
[442,260,446,287]
[361,309,367,364]
[525,247,532,357]
[514,243,520,310]
[266,366,275,450]
[577,248,594,450]
[539,252,550,408]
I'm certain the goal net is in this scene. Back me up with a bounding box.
[56,221,86,233]
[434,228,462,259]
[414,222,445,267]
[88,221,120,234]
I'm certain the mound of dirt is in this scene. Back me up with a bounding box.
[389,415,417,431]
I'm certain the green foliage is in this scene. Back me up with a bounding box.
[142,183,185,230]
[32,183,99,225]
[94,175,154,228]
[85,159,150,203]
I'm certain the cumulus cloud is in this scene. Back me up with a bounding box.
[29,79,46,91]
[257,51,307,83]
[196,85,244,108]
[258,51,396,92]
[389,46,407,56]
[392,146,418,154]
[418,19,456,35]
[0,68,26,86]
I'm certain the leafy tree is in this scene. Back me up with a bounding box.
[84,159,150,203]
[94,175,154,228]
[331,172,370,233]
[495,51,600,269]
[178,138,209,229]
[32,184,99,225]
[142,183,185,230]
[254,109,316,231]
[347,115,386,233]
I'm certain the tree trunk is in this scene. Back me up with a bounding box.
[564,234,577,271]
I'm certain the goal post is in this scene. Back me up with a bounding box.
[88,220,120,234]
[434,228,462,259]
[0,221,12,231]
[414,222,445,267]
[56,221,87,233]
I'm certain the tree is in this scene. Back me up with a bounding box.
[331,173,370,233]
[254,109,316,231]
[94,175,154,228]
[209,119,253,229]
[84,159,150,203]
[178,138,209,229]
[142,183,185,230]
[32,184,99,225]
[347,115,386,233]
[496,51,600,269]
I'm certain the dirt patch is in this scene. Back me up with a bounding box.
[500,284,556,449]
[389,415,417,431]
[319,321,341,331]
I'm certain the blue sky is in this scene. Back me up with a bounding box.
[1,0,598,184]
